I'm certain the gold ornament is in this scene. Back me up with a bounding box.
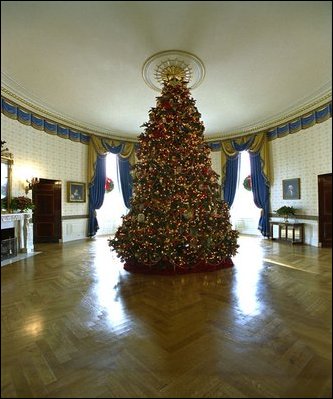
[137,213,145,223]
[183,210,193,220]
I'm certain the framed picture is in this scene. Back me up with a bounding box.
[67,181,86,203]
[282,178,300,200]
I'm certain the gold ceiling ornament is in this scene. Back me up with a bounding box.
[155,59,191,84]
[142,50,205,91]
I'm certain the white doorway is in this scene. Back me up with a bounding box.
[230,151,261,236]
[96,153,128,236]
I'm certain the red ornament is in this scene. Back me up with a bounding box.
[162,101,171,109]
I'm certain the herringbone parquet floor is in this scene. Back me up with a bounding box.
[1,235,332,398]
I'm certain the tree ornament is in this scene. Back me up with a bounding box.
[137,213,145,223]
[183,210,193,220]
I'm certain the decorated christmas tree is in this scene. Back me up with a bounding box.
[108,76,239,274]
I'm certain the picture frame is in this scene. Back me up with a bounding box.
[67,181,86,203]
[282,178,300,200]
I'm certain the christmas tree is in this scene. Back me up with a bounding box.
[108,76,239,274]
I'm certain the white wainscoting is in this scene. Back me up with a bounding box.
[232,217,261,236]
[303,220,319,247]
[61,218,88,242]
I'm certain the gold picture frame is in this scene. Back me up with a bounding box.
[67,181,86,203]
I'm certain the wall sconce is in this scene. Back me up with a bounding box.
[25,177,40,194]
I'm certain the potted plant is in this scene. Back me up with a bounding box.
[10,196,35,213]
[275,205,296,222]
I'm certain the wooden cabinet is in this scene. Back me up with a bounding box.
[269,222,304,244]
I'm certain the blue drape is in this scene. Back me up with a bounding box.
[223,137,253,207]
[249,152,270,237]
[88,141,133,237]
[223,134,270,237]
[104,142,123,154]
[232,137,254,152]
[88,155,107,236]
[103,141,133,209]
[117,156,133,209]
[223,154,239,207]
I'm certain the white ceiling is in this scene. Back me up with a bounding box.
[1,1,332,141]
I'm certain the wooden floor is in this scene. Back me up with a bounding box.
[1,235,332,398]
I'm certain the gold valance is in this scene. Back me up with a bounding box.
[220,132,270,185]
[88,135,135,184]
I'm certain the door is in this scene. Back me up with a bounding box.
[33,178,62,243]
[318,173,332,248]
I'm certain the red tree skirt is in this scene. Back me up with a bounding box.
[123,258,234,275]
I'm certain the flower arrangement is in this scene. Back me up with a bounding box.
[243,175,252,191]
[105,177,114,193]
[10,196,35,212]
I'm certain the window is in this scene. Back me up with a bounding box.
[96,153,128,236]
[229,151,261,235]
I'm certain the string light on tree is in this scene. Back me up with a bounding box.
[108,54,239,274]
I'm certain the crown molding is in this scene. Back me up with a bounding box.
[206,84,332,141]
[2,72,331,143]
[1,73,139,142]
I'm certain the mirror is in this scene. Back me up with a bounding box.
[1,155,13,213]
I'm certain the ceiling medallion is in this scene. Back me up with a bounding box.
[142,50,205,91]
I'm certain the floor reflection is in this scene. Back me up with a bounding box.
[90,235,270,324]
[2,234,330,398]
[24,316,44,337]
[232,235,265,316]
[86,236,129,327]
